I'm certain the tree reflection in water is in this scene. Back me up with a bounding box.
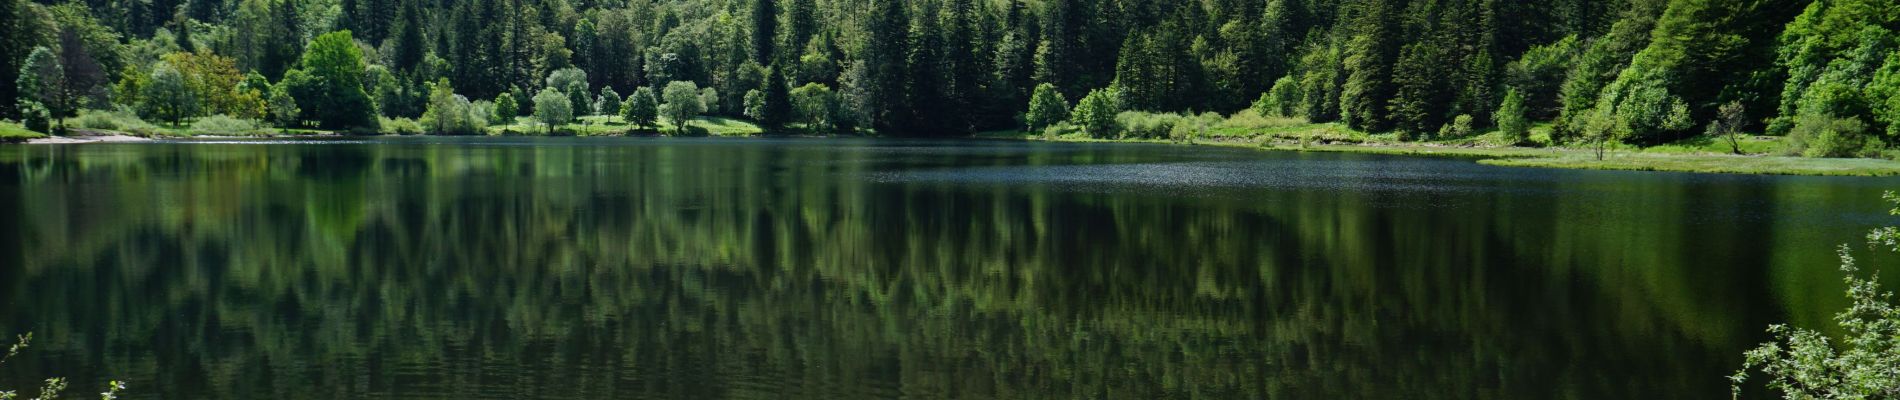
[0,138,1890,399]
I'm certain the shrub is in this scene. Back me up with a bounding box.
[1071,87,1124,138]
[492,92,518,125]
[1025,83,1069,131]
[1170,112,1221,144]
[1787,113,1872,158]
[1116,111,1179,140]
[1041,121,1079,139]
[189,114,267,136]
[76,107,162,136]
[1436,114,1474,139]
[1254,76,1301,117]
[379,117,423,135]
[1732,192,1900,399]
[22,102,53,134]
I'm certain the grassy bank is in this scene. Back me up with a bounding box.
[979,118,1900,177]
[0,122,48,142]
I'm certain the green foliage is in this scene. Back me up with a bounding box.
[1732,192,1900,399]
[622,86,658,130]
[15,47,57,116]
[594,87,620,122]
[1,333,127,400]
[1341,0,1401,132]
[19,101,49,133]
[420,79,485,135]
[75,106,161,136]
[759,70,791,129]
[1071,86,1122,138]
[1707,101,1746,154]
[1255,76,1301,118]
[295,31,378,131]
[1787,113,1872,158]
[142,62,198,127]
[1115,111,1179,140]
[742,89,765,121]
[1024,83,1068,131]
[492,93,517,125]
[1497,89,1530,145]
[378,116,422,135]
[661,81,703,134]
[1555,1,1663,143]
[1436,114,1474,140]
[789,83,838,132]
[532,88,571,135]
[267,83,300,130]
[1298,42,1345,123]
[1506,35,1582,120]
[189,114,267,136]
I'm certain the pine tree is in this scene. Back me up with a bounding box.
[750,0,776,64]
[759,68,791,129]
[391,0,425,73]
[1340,0,1401,132]
[1496,87,1529,144]
[0,0,25,117]
[863,0,910,131]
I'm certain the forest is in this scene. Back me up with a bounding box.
[0,0,1897,157]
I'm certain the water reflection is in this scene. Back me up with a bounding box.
[0,138,1890,399]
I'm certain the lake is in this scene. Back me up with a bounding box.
[0,137,1893,399]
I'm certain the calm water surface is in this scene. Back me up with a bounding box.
[0,137,1894,399]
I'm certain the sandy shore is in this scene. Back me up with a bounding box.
[26,133,153,144]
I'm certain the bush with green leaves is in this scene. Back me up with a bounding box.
[378,117,422,135]
[1787,113,1873,158]
[76,106,161,136]
[1168,112,1221,144]
[20,102,52,134]
[622,87,659,130]
[1435,114,1474,140]
[1071,86,1123,138]
[1496,88,1529,145]
[594,87,620,122]
[267,84,300,131]
[189,114,266,136]
[1025,83,1069,131]
[1732,191,1900,399]
[1041,121,1079,139]
[790,83,838,132]
[532,88,572,135]
[1254,76,1301,118]
[1114,111,1179,140]
[661,81,704,134]
[491,92,517,125]
[419,79,486,135]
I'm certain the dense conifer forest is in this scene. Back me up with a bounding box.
[1,0,1896,156]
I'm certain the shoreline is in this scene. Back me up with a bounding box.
[13,130,1900,177]
[986,134,1900,177]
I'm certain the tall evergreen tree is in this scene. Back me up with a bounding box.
[0,0,24,117]
[1340,0,1402,132]
[391,0,425,73]
[862,0,910,131]
[750,0,776,64]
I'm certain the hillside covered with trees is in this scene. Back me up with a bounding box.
[1,0,1897,157]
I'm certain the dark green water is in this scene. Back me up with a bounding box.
[0,137,1893,399]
